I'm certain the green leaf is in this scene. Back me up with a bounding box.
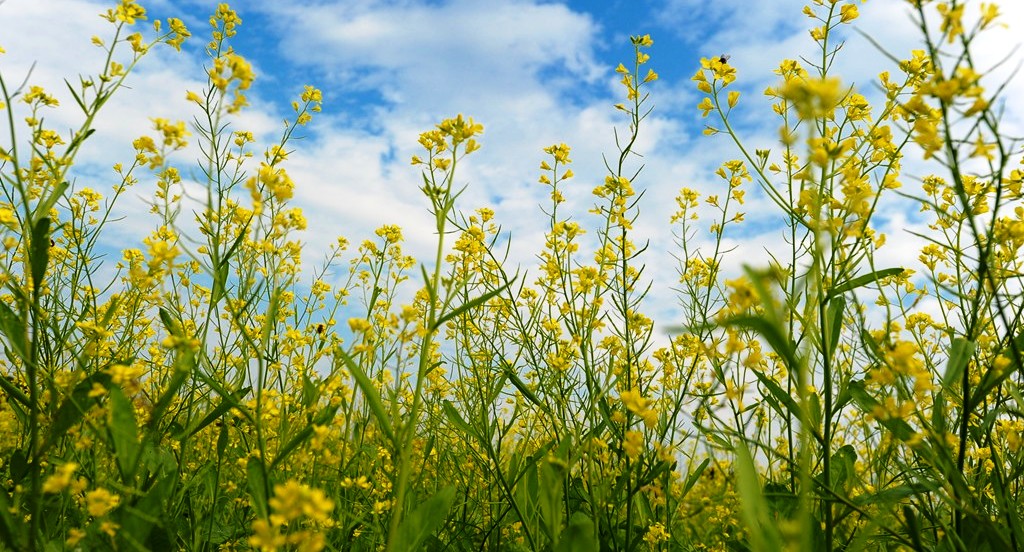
[827,267,904,300]
[392,486,456,551]
[848,380,916,441]
[734,440,783,551]
[825,295,846,359]
[851,484,933,511]
[553,512,596,552]
[539,458,566,543]
[0,485,22,550]
[516,459,541,531]
[860,329,884,361]
[808,391,822,434]
[29,217,51,294]
[7,450,27,485]
[246,457,269,519]
[42,370,111,453]
[64,78,88,113]
[943,337,975,391]
[742,265,783,325]
[217,421,230,458]
[211,224,250,306]
[680,458,710,498]
[100,295,122,327]
[336,346,395,444]
[158,307,180,336]
[34,182,70,224]
[0,367,29,409]
[502,363,544,409]
[269,404,339,471]
[0,300,29,369]
[108,386,141,479]
[903,505,925,551]
[300,370,318,408]
[175,388,250,441]
[429,280,513,334]
[830,445,857,492]
[147,360,192,433]
[441,400,476,441]
[261,290,282,345]
[119,470,177,548]
[970,353,1020,411]
[749,366,815,442]
[420,264,435,304]
[931,390,947,436]
[721,314,800,377]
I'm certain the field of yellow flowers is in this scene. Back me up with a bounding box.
[1,1,1022,550]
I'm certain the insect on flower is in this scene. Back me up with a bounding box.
[316,323,325,334]
[719,54,731,64]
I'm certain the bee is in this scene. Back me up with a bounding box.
[719,54,731,64]
[316,323,325,335]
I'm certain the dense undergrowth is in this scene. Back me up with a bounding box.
[1,0,1022,550]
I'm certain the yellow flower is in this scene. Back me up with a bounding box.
[620,389,647,415]
[937,2,965,43]
[269,480,335,525]
[66,528,86,546]
[644,522,671,544]
[623,430,644,459]
[698,97,715,117]
[105,0,147,25]
[727,90,740,109]
[153,117,190,149]
[543,143,572,164]
[249,518,286,551]
[631,34,653,47]
[980,3,1000,29]
[86,487,121,517]
[165,17,190,51]
[778,76,843,120]
[839,4,859,23]
[22,85,59,107]
[42,463,79,494]
[725,276,758,312]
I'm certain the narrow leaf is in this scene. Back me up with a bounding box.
[826,296,846,359]
[734,440,783,551]
[680,458,710,498]
[29,217,51,294]
[828,267,905,299]
[722,314,800,376]
[392,486,456,551]
[0,300,29,366]
[336,346,395,444]
[502,363,543,409]
[42,370,110,453]
[108,385,141,479]
[64,78,88,113]
[554,512,597,552]
[247,457,269,519]
[943,337,975,391]
[430,280,513,333]
[442,400,475,440]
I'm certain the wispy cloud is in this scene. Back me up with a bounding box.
[3,0,1021,336]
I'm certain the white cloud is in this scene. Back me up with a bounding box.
[4,0,1022,343]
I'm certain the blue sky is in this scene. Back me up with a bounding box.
[3,0,1022,334]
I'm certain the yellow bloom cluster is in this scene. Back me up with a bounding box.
[249,481,335,552]
[620,388,658,428]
